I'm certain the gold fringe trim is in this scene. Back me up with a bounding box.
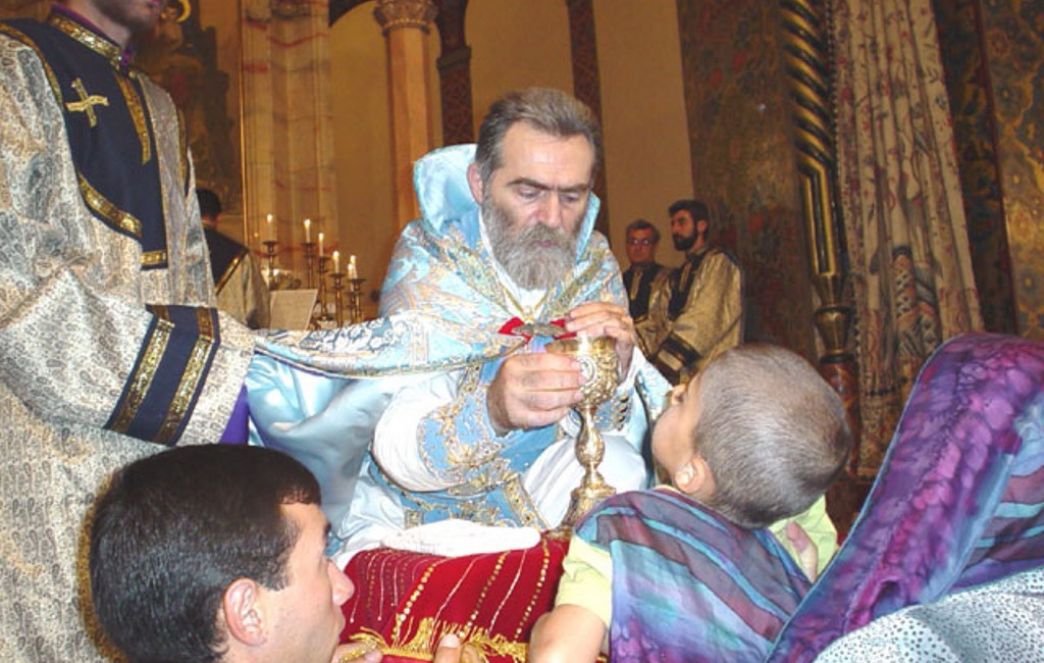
[349,616,533,663]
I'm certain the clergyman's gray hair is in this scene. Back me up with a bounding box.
[693,344,852,529]
[474,87,602,188]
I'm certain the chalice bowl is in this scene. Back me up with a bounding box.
[546,335,619,534]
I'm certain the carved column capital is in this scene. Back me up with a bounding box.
[374,0,437,34]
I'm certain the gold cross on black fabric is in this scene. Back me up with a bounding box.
[65,78,109,127]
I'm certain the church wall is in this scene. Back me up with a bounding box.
[466,0,573,135]
[595,0,694,271]
[675,0,817,361]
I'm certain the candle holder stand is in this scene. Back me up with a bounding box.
[346,277,366,324]
[262,240,279,286]
[331,272,346,326]
[302,241,317,289]
[315,255,332,322]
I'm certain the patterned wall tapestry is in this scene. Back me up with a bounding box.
[932,0,1017,335]
[675,0,816,362]
[978,0,1044,340]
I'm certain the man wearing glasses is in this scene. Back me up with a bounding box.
[622,219,668,334]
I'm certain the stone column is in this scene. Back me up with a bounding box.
[565,0,610,239]
[241,0,338,278]
[375,0,437,227]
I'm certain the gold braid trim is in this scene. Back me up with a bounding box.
[350,617,534,663]
[116,73,151,164]
[48,12,121,64]
[79,173,143,237]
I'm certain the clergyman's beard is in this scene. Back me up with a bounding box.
[673,231,697,251]
[483,197,580,291]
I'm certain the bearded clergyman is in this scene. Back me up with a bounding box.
[277,88,660,561]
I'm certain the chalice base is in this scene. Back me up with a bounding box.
[549,473,616,539]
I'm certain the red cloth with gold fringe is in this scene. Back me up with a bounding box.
[339,536,568,663]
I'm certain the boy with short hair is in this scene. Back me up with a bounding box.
[529,344,852,663]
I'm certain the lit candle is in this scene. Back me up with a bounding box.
[318,232,325,256]
[265,213,273,241]
[332,250,340,273]
[348,254,358,279]
[303,218,312,243]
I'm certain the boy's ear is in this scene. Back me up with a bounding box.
[674,455,715,500]
[223,578,266,647]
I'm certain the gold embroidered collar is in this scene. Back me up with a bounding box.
[47,11,129,69]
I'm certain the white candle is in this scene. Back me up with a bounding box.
[332,250,340,274]
[318,232,325,256]
[303,218,312,243]
[265,213,273,242]
[348,254,358,279]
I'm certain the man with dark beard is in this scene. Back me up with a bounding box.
[636,199,743,384]
[333,88,668,560]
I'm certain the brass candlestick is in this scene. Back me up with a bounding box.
[315,255,332,321]
[262,239,278,286]
[302,241,317,288]
[346,277,366,324]
[330,272,346,326]
[546,335,619,535]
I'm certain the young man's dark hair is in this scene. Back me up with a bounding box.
[89,445,320,663]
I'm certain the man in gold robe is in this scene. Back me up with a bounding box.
[198,188,271,329]
[637,199,743,384]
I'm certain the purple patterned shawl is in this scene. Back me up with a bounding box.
[768,333,1044,661]
[576,488,811,663]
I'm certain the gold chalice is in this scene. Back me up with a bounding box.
[546,335,619,535]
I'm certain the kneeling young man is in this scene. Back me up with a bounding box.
[90,445,476,663]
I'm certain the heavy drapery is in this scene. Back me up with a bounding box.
[831,0,983,476]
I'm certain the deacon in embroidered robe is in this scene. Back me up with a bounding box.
[0,3,264,660]
[621,218,668,332]
[331,88,669,561]
[637,199,743,384]
[198,187,270,329]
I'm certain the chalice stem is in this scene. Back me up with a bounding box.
[578,407,607,487]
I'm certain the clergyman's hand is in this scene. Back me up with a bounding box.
[564,302,637,378]
[487,352,583,435]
